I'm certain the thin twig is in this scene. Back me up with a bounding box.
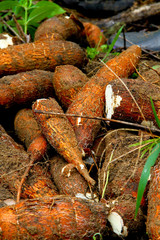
[110,141,153,164]
[143,62,160,76]
[131,60,147,82]
[33,109,160,134]
[0,17,25,43]
[12,14,28,43]
[120,131,143,191]
[16,156,35,202]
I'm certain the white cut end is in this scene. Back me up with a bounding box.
[105,84,122,121]
[76,193,88,200]
[108,211,128,237]
[4,199,16,206]
[80,164,85,170]
[0,33,13,49]
[75,193,99,202]
[77,117,82,126]
[65,16,70,19]
[86,192,99,202]
[61,165,71,177]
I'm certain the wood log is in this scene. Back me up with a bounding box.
[93,2,160,34]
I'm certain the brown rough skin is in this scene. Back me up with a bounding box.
[0,125,29,195]
[14,108,48,161]
[32,98,95,186]
[0,70,54,108]
[0,40,87,76]
[34,15,84,42]
[104,78,160,127]
[82,22,107,48]
[0,125,58,199]
[14,108,43,149]
[0,196,109,239]
[53,65,89,109]
[66,45,141,149]
[21,164,59,199]
[50,154,88,196]
[147,162,160,240]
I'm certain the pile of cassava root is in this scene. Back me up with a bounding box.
[0,13,159,240]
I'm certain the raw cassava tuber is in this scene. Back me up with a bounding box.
[34,15,84,42]
[0,70,54,108]
[0,125,58,200]
[14,108,48,160]
[0,40,87,76]
[20,164,59,200]
[32,98,95,186]
[147,162,160,240]
[66,45,141,149]
[104,78,160,127]
[0,196,110,239]
[52,65,89,109]
[50,154,89,197]
[82,22,107,48]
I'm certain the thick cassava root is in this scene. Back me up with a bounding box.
[104,78,160,127]
[82,22,107,48]
[0,125,58,201]
[67,45,141,149]
[32,98,95,186]
[0,70,54,108]
[0,196,109,239]
[34,15,84,42]
[147,162,160,240]
[50,154,89,196]
[53,65,89,109]
[0,40,87,76]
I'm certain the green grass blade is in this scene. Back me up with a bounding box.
[150,97,160,128]
[140,147,151,159]
[135,142,160,218]
[102,25,124,62]
[129,138,156,148]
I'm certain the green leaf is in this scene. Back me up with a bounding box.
[100,44,108,52]
[150,97,160,128]
[0,1,19,11]
[135,142,160,218]
[86,46,99,60]
[18,0,33,8]
[27,1,65,24]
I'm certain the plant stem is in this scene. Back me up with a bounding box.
[24,6,28,35]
